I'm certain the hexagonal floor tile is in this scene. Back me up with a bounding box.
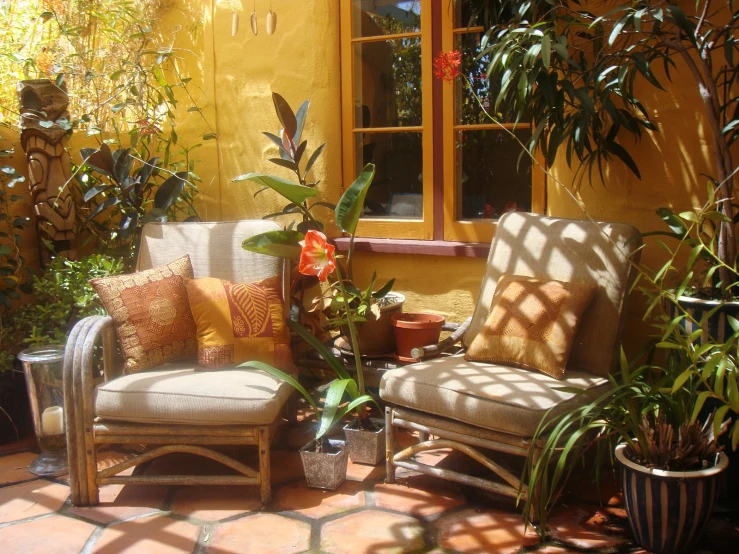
[321,509,425,554]
[434,508,539,554]
[374,475,466,517]
[0,452,39,485]
[547,506,630,549]
[0,479,69,523]
[68,483,167,524]
[206,513,310,554]
[0,514,96,554]
[91,515,200,554]
[346,458,385,482]
[274,480,365,518]
[171,485,261,521]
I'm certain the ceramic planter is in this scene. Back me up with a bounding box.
[615,443,729,554]
[344,417,385,465]
[299,439,349,490]
[391,312,445,362]
[342,292,405,356]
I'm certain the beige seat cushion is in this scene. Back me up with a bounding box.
[379,354,609,437]
[95,362,292,425]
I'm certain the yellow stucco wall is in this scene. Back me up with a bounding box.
[3,0,736,358]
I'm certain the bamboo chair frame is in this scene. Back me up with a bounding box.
[65,256,293,507]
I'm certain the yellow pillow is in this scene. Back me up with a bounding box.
[90,255,197,374]
[184,275,294,371]
[465,274,596,379]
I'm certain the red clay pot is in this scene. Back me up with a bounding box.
[391,313,445,362]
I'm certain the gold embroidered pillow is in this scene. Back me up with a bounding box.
[465,274,597,379]
[184,275,294,371]
[90,255,197,374]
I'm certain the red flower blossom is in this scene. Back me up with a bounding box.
[298,230,336,282]
[433,50,462,82]
[504,201,519,213]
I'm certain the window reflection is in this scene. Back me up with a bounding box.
[355,132,423,219]
[352,1,421,37]
[354,38,422,128]
[456,129,532,220]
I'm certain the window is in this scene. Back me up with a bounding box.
[340,0,545,246]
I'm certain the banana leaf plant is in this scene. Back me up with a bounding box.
[79,143,199,267]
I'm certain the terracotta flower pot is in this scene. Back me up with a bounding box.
[341,292,405,356]
[391,312,445,362]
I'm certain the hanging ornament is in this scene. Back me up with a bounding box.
[217,0,241,37]
[266,0,277,35]
[251,0,258,35]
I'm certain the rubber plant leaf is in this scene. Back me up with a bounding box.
[232,173,317,205]
[242,230,304,260]
[294,100,310,145]
[272,92,297,140]
[335,163,375,234]
[154,172,188,210]
[239,361,319,413]
[81,143,115,177]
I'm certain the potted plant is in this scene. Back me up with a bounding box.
[242,229,378,487]
[235,93,397,465]
[523,342,729,552]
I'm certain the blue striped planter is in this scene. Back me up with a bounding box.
[616,444,729,554]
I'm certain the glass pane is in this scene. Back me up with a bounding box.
[454,0,515,28]
[455,129,532,221]
[352,1,421,38]
[354,38,422,128]
[355,132,423,219]
[455,32,527,125]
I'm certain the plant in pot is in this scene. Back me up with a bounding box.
[234,93,402,355]
[241,230,380,486]
[522,340,729,552]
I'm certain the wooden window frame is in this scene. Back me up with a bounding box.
[338,0,546,252]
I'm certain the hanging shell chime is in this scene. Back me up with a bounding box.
[266,1,277,35]
[231,11,239,36]
[251,0,258,35]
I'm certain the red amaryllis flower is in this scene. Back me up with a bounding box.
[433,50,462,82]
[298,230,336,282]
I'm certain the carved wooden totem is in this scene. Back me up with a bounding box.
[18,79,76,263]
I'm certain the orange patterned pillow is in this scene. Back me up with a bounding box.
[90,255,197,373]
[184,275,295,371]
[465,274,596,379]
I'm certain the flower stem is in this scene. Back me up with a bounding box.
[337,277,365,399]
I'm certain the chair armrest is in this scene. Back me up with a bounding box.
[64,315,113,506]
[410,316,472,361]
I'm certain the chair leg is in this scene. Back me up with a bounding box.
[286,391,298,424]
[417,431,429,443]
[529,446,542,524]
[258,426,271,504]
[385,406,396,484]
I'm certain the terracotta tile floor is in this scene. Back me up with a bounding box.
[0,426,737,554]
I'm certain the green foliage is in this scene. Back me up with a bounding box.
[233,92,329,235]
[0,254,122,372]
[78,143,199,269]
[0,159,30,313]
[479,1,738,187]
[523,345,726,535]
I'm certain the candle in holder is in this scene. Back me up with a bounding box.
[42,406,64,436]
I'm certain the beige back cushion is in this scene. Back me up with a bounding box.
[137,220,283,284]
[463,212,641,376]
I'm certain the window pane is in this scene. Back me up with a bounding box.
[455,129,532,220]
[455,32,527,125]
[352,1,421,38]
[354,38,422,128]
[355,132,423,219]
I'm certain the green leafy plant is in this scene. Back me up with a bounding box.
[475,0,739,292]
[0,156,30,314]
[522,345,727,534]
[233,92,331,236]
[0,254,123,373]
[79,143,199,269]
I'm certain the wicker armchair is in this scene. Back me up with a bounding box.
[64,221,293,507]
[380,212,641,513]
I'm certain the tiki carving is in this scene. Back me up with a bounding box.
[17,79,76,262]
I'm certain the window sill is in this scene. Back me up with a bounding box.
[333,237,489,258]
